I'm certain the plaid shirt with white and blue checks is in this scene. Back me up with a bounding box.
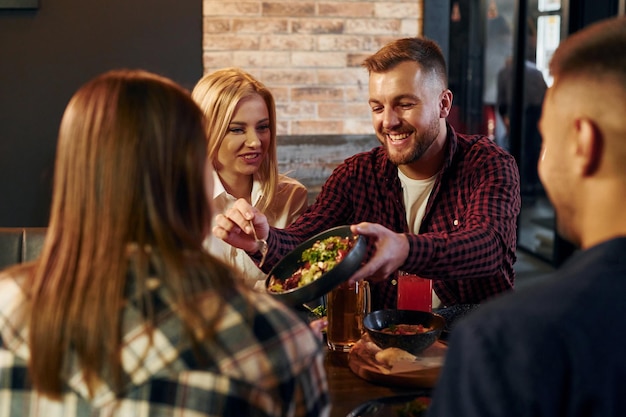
[0,272,329,417]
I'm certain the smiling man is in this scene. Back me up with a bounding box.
[213,37,521,312]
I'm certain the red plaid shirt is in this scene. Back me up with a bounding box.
[260,124,521,310]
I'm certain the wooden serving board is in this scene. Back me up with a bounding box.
[347,335,447,388]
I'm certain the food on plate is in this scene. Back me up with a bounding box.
[374,347,417,368]
[395,396,431,417]
[381,323,434,335]
[268,235,357,293]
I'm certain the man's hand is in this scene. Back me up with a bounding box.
[348,222,410,284]
[212,198,270,254]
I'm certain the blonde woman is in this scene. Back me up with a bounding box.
[0,69,329,417]
[192,68,308,288]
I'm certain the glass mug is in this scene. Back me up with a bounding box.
[396,271,433,312]
[326,280,370,352]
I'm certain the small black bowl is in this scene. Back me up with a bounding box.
[434,303,480,341]
[265,225,366,306]
[363,309,445,355]
[347,391,432,417]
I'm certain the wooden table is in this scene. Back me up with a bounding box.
[324,349,421,417]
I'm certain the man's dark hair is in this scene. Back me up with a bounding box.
[362,37,448,86]
[550,15,626,86]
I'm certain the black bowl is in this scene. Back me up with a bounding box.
[363,309,445,355]
[347,391,432,417]
[434,303,480,341]
[265,225,366,306]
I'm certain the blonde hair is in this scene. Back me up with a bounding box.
[191,68,279,213]
[22,69,238,398]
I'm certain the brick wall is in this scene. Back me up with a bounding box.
[202,0,424,136]
[277,134,380,203]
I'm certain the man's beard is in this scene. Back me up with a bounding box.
[382,118,440,166]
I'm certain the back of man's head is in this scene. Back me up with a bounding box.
[550,16,626,89]
[539,16,626,248]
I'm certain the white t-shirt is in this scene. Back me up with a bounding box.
[205,171,308,288]
[398,169,442,308]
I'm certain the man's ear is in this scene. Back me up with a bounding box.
[439,89,453,118]
[575,117,602,176]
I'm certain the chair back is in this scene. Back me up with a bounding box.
[0,227,47,270]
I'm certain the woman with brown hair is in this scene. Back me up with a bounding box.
[0,69,328,417]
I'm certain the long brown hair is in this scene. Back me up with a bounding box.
[24,69,237,398]
[191,68,279,213]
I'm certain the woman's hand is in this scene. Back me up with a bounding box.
[212,198,270,254]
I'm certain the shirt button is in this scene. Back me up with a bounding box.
[391,279,397,286]
[453,219,459,226]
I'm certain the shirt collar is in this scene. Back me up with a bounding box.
[212,170,264,206]
[212,170,227,199]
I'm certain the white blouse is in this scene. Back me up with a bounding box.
[206,171,308,288]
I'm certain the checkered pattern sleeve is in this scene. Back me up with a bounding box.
[255,127,519,309]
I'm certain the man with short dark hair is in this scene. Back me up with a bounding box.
[428,15,626,417]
